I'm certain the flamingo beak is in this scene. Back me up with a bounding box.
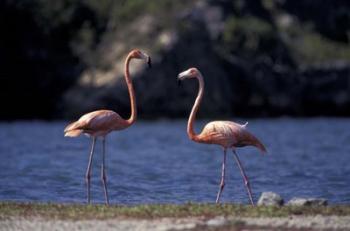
[147,56,152,68]
[177,72,186,86]
[177,69,191,80]
[177,78,182,86]
[140,52,151,68]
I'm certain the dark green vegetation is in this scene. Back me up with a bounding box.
[1,202,350,219]
[1,0,350,119]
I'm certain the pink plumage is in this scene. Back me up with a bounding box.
[64,49,151,205]
[178,67,266,206]
[197,121,267,153]
[64,110,127,137]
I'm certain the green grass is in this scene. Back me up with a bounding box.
[1,202,350,220]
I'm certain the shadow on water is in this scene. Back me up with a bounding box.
[0,118,350,204]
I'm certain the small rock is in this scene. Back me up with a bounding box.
[257,192,284,206]
[206,216,228,227]
[286,197,328,206]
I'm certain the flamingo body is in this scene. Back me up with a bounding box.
[197,121,266,152]
[64,110,128,138]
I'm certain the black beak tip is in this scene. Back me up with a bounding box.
[177,79,182,86]
[147,57,152,68]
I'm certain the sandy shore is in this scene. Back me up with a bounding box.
[2,215,350,231]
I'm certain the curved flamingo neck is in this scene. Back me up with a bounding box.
[124,53,137,126]
[187,73,204,141]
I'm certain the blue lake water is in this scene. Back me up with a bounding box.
[0,118,350,205]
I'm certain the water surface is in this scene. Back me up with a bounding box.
[0,118,349,204]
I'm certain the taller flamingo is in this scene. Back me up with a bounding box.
[177,67,266,206]
[64,49,151,205]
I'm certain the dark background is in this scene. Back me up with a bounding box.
[1,0,349,120]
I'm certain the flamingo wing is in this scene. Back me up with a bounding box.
[64,110,127,137]
[199,121,266,153]
[198,121,242,145]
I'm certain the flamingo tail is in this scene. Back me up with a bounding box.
[64,121,84,137]
[245,131,267,154]
[253,138,267,154]
[64,129,83,137]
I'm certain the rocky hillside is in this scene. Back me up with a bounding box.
[1,0,349,119]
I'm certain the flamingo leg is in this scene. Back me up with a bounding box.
[101,137,109,205]
[216,149,227,204]
[85,137,96,204]
[232,150,255,206]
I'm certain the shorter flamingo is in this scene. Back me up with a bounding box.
[177,67,266,206]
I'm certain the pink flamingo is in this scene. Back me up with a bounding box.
[64,49,151,205]
[178,67,266,206]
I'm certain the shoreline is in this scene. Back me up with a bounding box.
[1,202,350,230]
[2,202,350,219]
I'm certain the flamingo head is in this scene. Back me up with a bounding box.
[177,68,200,82]
[130,49,152,68]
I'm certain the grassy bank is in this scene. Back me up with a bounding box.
[1,202,350,220]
